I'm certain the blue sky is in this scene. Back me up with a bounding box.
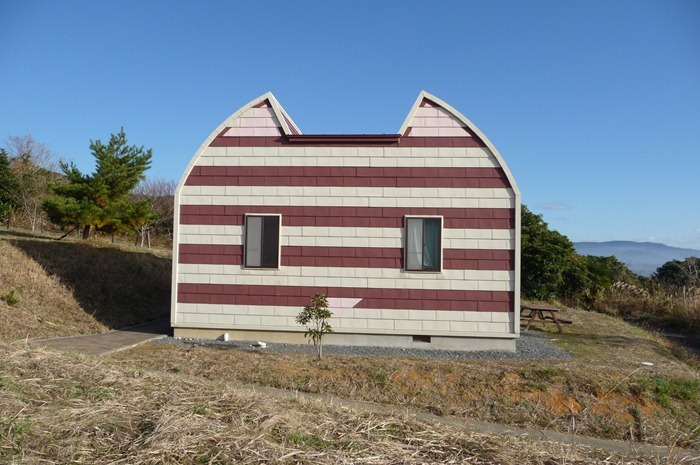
[1,1,699,248]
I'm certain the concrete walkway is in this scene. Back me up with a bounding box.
[30,319,170,355]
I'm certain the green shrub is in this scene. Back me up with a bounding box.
[650,377,700,407]
[296,293,334,360]
[2,289,20,307]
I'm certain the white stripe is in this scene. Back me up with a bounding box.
[175,306,513,335]
[178,194,515,209]
[197,145,496,162]
[182,185,513,199]
[177,264,514,292]
[180,189,514,210]
[177,303,512,322]
[178,224,515,249]
[196,155,499,169]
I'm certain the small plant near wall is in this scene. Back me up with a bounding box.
[296,293,333,360]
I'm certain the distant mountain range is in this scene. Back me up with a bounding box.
[573,241,700,277]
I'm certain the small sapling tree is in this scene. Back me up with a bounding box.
[295,293,333,360]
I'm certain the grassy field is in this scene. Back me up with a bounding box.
[1,229,699,463]
[4,341,679,464]
[113,309,700,450]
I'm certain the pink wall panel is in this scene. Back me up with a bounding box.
[178,244,514,271]
[180,205,515,229]
[178,283,514,312]
[206,135,485,148]
[185,166,510,189]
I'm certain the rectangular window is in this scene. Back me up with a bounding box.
[245,215,280,268]
[405,217,442,272]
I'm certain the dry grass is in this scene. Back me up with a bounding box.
[2,229,699,461]
[113,309,700,450]
[0,228,171,341]
[591,282,700,334]
[1,341,691,464]
[0,239,107,340]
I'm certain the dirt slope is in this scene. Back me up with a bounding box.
[0,230,170,341]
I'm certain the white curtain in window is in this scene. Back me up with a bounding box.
[246,216,262,267]
[407,218,423,270]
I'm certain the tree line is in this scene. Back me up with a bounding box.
[0,131,176,246]
[522,205,699,308]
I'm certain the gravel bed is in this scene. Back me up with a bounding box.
[154,331,571,360]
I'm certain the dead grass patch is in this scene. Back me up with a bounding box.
[0,240,107,340]
[0,229,171,341]
[112,308,700,449]
[3,341,680,464]
[2,229,699,459]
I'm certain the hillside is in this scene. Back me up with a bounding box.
[574,241,700,276]
[0,229,171,341]
[1,230,699,462]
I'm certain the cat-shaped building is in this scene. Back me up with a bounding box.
[172,91,521,351]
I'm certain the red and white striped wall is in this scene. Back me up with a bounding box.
[171,91,521,351]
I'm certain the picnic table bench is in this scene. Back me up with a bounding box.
[520,303,573,333]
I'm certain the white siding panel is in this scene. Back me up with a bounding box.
[227,146,253,157]
[199,146,227,157]
[395,320,422,331]
[174,304,512,336]
[421,320,450,331]
[235,315,261,326]
[491,312,516,323]
[210,314,234,325]
[449,321,479,332]
[180,194,514,211]
[162,225,509,248]
[177,264,513,291]
[435,310,464,321]
[330,147,359,157]
[366,319,396,330]
[260,316,288,327]
[180,186,514,201]
[462,311,495,322]
[477,322,509,333]
[380,309,409,320]
[187,146,498,168]
[339,318,368,329]
[182,313,209,324]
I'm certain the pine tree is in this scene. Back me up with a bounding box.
[43,129,152,239]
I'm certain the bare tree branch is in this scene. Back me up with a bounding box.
[3,134,58,231]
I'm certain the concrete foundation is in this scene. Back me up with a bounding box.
[173,327,517,353]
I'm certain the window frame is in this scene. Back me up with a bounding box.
[244,213,282,269]
[404,215,443,272]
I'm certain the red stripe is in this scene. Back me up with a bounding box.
[177,283,514,312]
[184,166,510,189]
[178,244,514,270]
[180,206,515,229]
[207,135,485,148]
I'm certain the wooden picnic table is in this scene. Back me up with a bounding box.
[520,303,573,333]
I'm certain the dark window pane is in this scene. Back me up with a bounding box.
[423,218,441,271]
[261,216,280,267]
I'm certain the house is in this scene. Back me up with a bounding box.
[171,91,521,351]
